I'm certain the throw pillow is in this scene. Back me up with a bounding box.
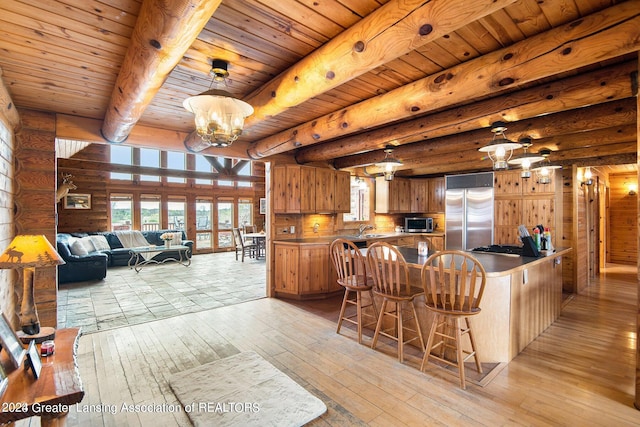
[90,235,111,251]
[172,232,183,245]
[70,240,89,256]
[79,236,96,253]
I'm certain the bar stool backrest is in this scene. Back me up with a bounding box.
[366,242,410,296]
[421,250,486,314]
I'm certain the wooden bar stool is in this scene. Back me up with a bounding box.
[366,242,425,363]
[420,250,487,389]
[329,238,378,344]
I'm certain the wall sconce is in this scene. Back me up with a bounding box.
[354,176,368,189]
[581,167,593,186]
[478,121,522,170]
[183,59,254,151]
[375,145,403,181]
[627,183,637,195]
[531,149,561,184]
[0,235,65,341]
[507,137,545,179]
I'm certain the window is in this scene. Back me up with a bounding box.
[217,199,233,249]
[140,195,161,230]
[110,194,133,230]
[168,198,186,230]
[110,146,132,180]
[237,161,252,188]
[238,199,253,227]
[140,148,160,182]
[195,155,213,185]
[167,151,186,183]
[343,176,370,222]
[195,199,212,250]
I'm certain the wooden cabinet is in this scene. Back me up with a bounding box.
[315,168,335,213]
[493,170,558,245]
[273,242,338,298]
[406,177,445,214]
[273,165,349,214]
[334,170,351,213]
[428,177,445,212]
[274,243,300,295]
[376,176,411,213]
[273,165,315,214]
[410,179,429,212]
[415,234,445,251]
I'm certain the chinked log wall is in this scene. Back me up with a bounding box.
[14,109,57,329]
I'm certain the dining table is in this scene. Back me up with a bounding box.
[243,232,266,259]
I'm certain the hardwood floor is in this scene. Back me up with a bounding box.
[29,264,640,426]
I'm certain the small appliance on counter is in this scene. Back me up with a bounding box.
[405,217,433,233]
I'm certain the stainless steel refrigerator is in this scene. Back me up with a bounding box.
[445,172,494,250]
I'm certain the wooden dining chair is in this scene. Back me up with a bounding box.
[366,242,425,363]
[329,238,378,344]
[232,228,257,262]
[420,250,487,389]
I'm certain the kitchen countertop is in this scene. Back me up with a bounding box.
[273,231,445,244]
[396,245,571,277]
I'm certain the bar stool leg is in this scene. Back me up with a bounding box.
[371,299,387,350]
[336,289,351,334]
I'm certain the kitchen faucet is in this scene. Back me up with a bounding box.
[358,224,375,236]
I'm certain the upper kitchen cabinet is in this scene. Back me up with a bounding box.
[273,165,349,214]
[428,177,445,213]
[273,165,315,214]
[375,176,411,213]
[410,177,445,213]
[333,170,351,213]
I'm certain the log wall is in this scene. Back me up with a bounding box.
[0,107,16,323]
[14,109,57,329]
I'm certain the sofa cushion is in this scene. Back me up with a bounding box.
[79,236,96,252]
[70,240,89,256]
[90,235,111,251]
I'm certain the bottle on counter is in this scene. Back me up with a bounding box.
[544,227,553,251]
[533,227,541,251]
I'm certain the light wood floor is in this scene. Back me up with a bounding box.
[27,264,640,426]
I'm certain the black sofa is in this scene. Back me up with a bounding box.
[57,230,193,284]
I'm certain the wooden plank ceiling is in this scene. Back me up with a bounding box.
[0,0,638,177]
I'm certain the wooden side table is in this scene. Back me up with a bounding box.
[0,328,84,427]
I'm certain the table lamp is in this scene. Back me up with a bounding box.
[0,235,65,342]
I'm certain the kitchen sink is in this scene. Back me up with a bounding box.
[363,234,385,238]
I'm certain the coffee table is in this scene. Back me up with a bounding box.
[128,245,191,272]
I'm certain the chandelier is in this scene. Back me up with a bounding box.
[507,137,545,178]
[183,60,253,149]
[478,121,522,170]
[375,145,403,181]
[531,149,561,184]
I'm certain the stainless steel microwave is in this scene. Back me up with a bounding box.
[405,217,433,233]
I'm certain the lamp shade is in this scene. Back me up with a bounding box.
[0,235,65,269]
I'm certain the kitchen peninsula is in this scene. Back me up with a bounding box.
[273,234,570,363]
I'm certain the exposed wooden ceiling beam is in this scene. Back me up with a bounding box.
[100,0,222,143]
[0,67,20,131]
[297,61,637,163]
[335,99,637,170]
[243,0,515,125]
[248,3,640,159]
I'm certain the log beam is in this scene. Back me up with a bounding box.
[297,61,637,163]
[101,0,222,143]
[334,98,637,169]
[243,0,515,125]
[248,2,640,159]
[0,67,20,130]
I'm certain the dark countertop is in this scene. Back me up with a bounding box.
[396,246,571,277]
[273,231,446,244]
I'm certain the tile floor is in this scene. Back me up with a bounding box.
[58,251,266,333]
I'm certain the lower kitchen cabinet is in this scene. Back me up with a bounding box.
[273,242,340,298]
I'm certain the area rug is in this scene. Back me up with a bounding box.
[168,351,327,426]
